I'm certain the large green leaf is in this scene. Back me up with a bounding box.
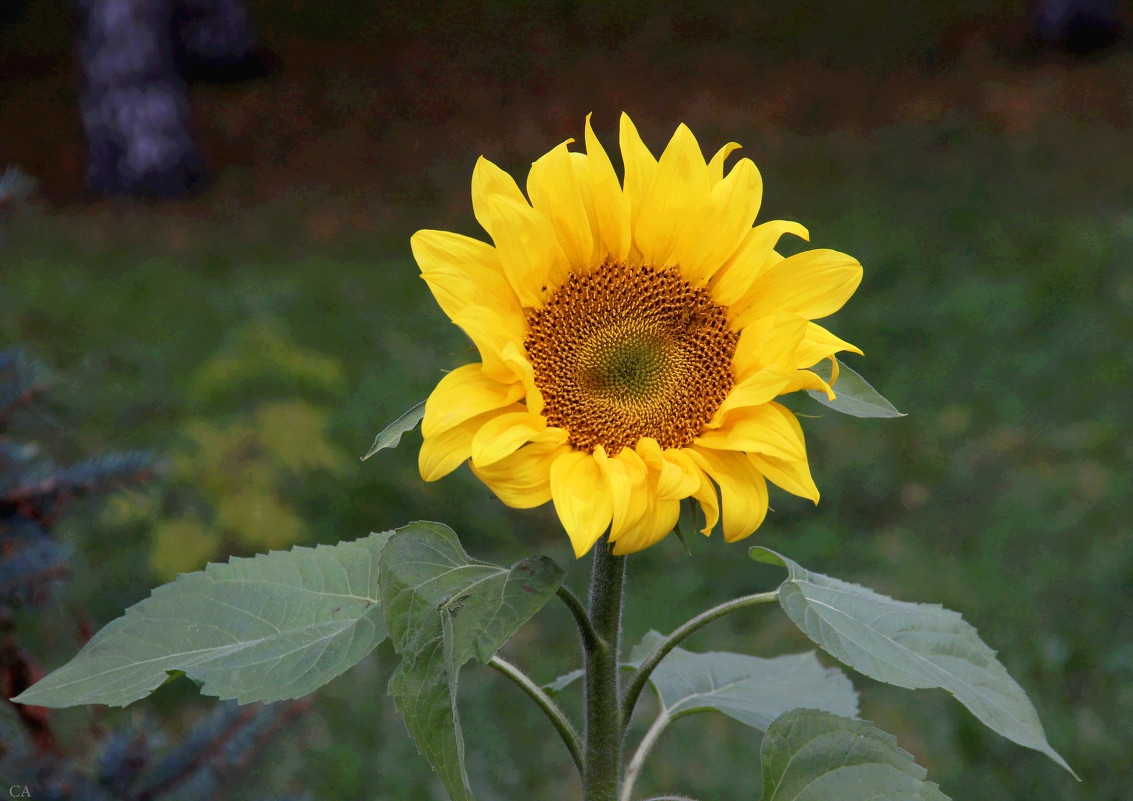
[14,532,394,708]
[387,613,471,800]
[379,522,564,801]
[361,399,425,460]
[627,630,858,730]
[752,547,1075,775]
[807,357,904,418]
[759,708,949,801]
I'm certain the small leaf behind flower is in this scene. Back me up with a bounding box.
[627,630,858,730]
[807,358,904,418]
[752,547,1075,777]
[759,709,949,801]
[14,532,394,708]
[380,522,564,801]
[362,399,426,460]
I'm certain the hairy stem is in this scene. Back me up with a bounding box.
[488,655,584,777]
[620,709,672,801]
[557,583,600,653]
[583,536,627,801]
[621,590,778,734]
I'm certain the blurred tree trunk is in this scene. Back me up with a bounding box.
[73,0,259,197]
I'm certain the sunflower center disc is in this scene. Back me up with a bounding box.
[524,261,738,455]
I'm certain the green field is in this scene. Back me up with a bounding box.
[2,2,1131,799]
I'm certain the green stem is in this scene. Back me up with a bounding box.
[619,709,672,801]
[584,535,627,801]
[488,655,584,777]
[620,590,778,735]
[558,584,600,653]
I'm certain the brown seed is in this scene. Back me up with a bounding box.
[524,260,737,455]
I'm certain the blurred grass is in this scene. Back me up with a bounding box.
[3,0,1133,799]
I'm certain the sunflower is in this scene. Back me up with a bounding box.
[412,114,862,557]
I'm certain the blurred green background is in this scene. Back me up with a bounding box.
[2,0,1131,798]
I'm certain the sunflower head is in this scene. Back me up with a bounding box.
[412,114,863,558]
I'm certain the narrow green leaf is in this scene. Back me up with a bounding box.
[671,523,692,556]
[380,522,564,801]
[627,631,858,730]
[672,497,695,556]
[543,668,585,696]
[807,358,904,418]
[361,399,426,460]
[752,547,1075,776]
[14,532,394,708]
[759,708,949,801]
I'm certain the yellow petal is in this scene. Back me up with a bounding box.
[695,401,807,461]
[735,249,862,327]
[471,156,528,238]
[500,341,545,416]
[413,229,518,313]
[420,406,520,482]
[569,151,603,268]
[706,368,793,427]
[610,496,680,555]
[730,328,762,381]
[793,322,863,369]
[687,447,769,543]
[422,363,525,438]
[602,447,650,541]
[585,114,631,263]
[689,461,720,537]
[781,367,835,400]
[550,449,614,557]
[528,140,595,272]
[472,439,571,509]
[635,123,710,267]
[749,453,819,503]
[449,304,528,382]
[660,447,707,501]
[471,411,567,467]
[709,220,810,307]
[757,313,811,367]
[732,311,809,381]
[649,448,719,538]
[636,437,698,500]
[618,113,658,243]
[485,193,570,307]
[676,157,763,286]
[707,142,741,184]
